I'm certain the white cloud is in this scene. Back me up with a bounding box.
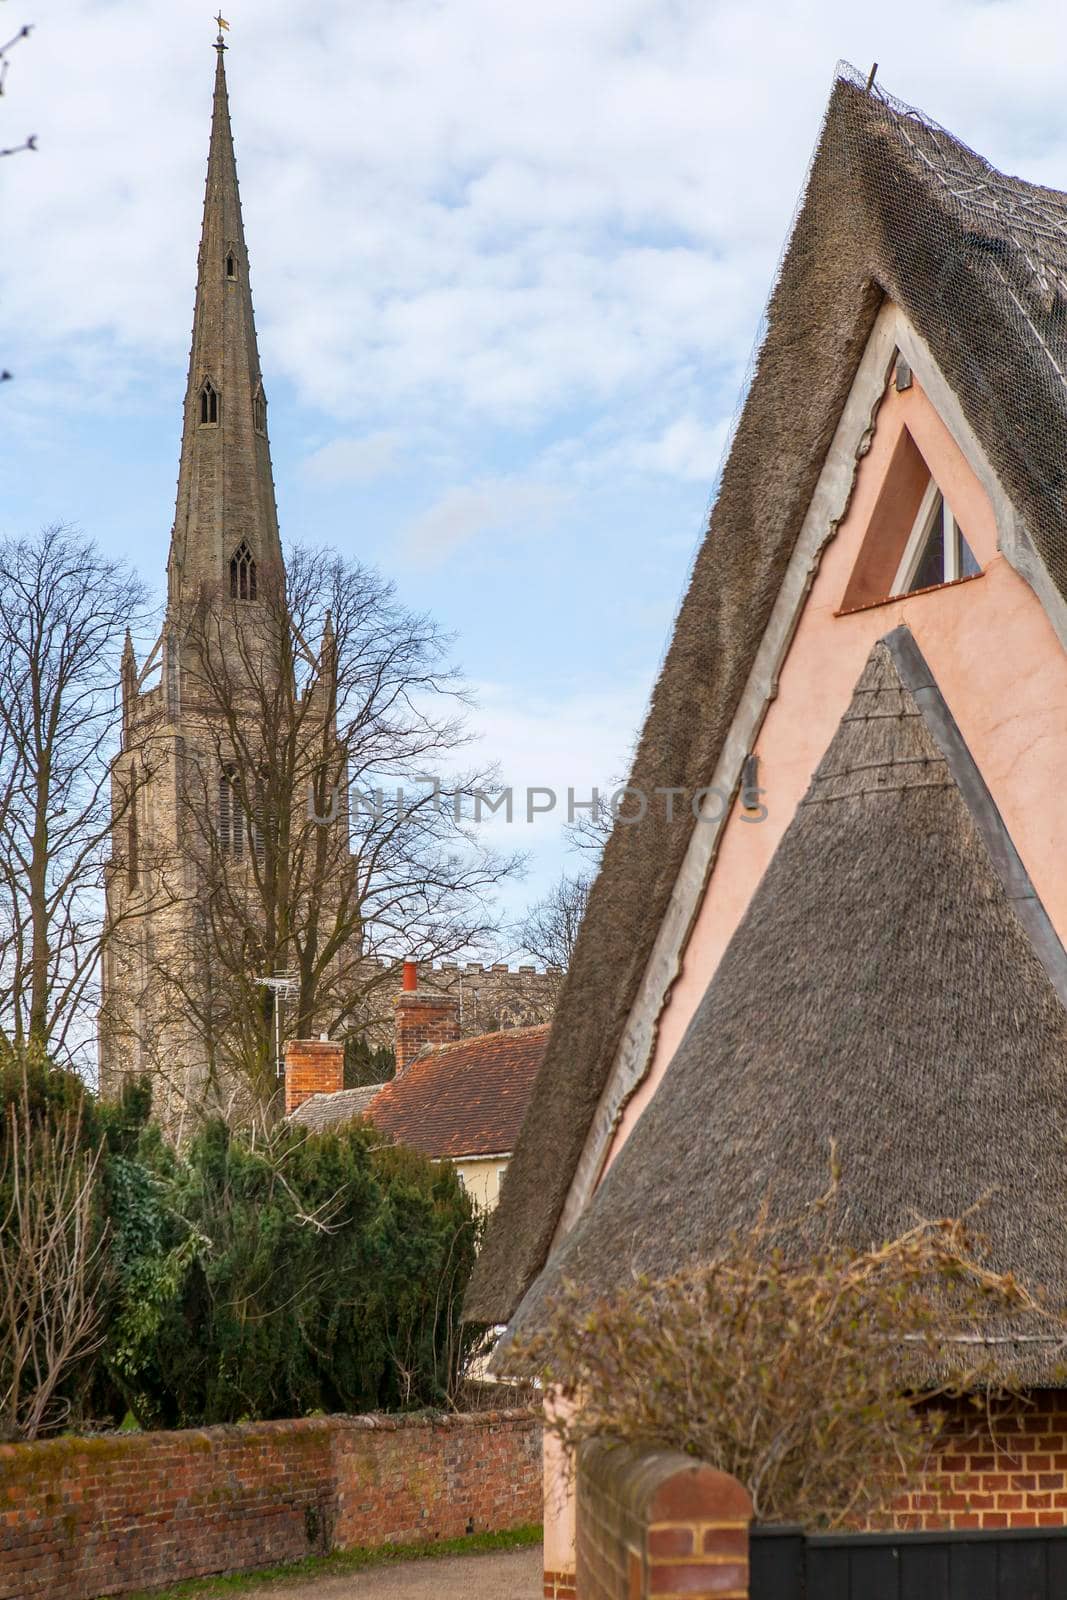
[399,478,566,567]
[302,430,404,485]
[17,0,1067,434]
[633,415,732,483]
[466,675,646,916]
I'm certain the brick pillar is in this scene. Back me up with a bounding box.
[575,1439,751,1599]
[284,1038,344,1115]
[395,964,460,1076]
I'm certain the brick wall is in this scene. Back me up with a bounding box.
[284,1037,345,1114]
[395,990,461,1076]
[870,1388,1067,1532]
[575,1439,751,1599]
[0,1408,541,1600]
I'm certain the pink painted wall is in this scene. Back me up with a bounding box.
[540,357,1067,1578]
[607,368,1067,1156]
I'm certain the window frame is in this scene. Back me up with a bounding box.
[219,764,245,860]
[199,379,220,427]
[229,540,257,602]
[891,481,973,596]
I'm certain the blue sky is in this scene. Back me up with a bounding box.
[5,0,1067,932]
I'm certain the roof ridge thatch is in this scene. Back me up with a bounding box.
[465,66,1067,1326]
[499,632,1067,1379]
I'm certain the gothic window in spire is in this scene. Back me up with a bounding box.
[226,250,236,279]
[199,378,220,426]
[219,764,245,860]
[230,540,257,602]
[253,382,267,436]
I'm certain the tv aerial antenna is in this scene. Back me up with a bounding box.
[255,972,298,1077]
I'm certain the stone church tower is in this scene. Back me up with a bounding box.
[98,38,314,1127]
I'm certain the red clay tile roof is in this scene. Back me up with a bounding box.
[364,1024,550,1160]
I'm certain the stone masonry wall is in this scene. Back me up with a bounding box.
[0,1409,542,1600]
[423,961,563,1034]
[362,961,563,1053]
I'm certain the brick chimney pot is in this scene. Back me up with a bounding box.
[284,1037,345,1116]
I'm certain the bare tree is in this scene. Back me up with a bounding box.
[0,526,153,1069]
[0,1078,107,1441]
[137,546,521,1112]
[0,13,34,161]
[515,871,590,971]
[1,7,36,382]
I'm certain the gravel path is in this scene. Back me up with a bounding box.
[228,1546,542,1599]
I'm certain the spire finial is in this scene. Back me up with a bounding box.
[214,11,229,49]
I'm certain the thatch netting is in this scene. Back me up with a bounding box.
[499,637,1067,1376]
[465,65,1067,1326]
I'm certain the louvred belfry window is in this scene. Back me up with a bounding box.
[199,379,219,425]
[229,540,257,601]
[219,765,244,859]
[253,771,266,862]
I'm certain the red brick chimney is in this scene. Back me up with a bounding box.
[284,1036,344,1116]
[395,961,460,1076]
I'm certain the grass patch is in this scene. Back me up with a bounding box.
[124,1524,543,1598]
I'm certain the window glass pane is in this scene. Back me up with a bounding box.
[958,528,980,578]
[907,501,945,592]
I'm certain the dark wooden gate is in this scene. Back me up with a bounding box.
[750,1524,1067,1599]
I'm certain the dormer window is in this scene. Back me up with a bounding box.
[225,252,236,279]
[253,383,266,435]
[892,482,979,596]
[230,540,257,601]
[838,419,984,616]
[199,379,219,426]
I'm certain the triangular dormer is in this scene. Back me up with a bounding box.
[839,367,984,615]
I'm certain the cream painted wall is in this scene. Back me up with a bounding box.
[452,1154,509,1212]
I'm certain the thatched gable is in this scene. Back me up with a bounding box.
[499,632,1067,1366]
[465,66,1067,1326]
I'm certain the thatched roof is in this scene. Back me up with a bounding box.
[499,633,1067,1369]
[465,65,1067,1325]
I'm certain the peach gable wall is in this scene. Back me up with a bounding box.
[606,369,1067,1160]
[538,322,1067,1583]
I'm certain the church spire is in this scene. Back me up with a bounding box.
[167,36,281,608]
